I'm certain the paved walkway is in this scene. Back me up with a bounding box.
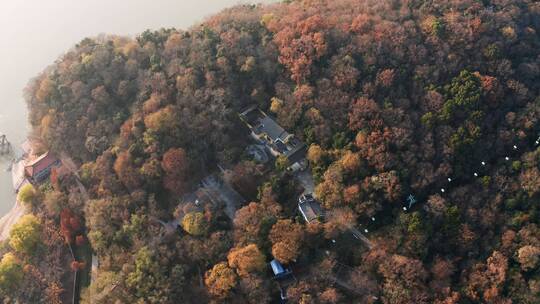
[201,175,245,220]
[348,226,373,249]
[11,159,26,190]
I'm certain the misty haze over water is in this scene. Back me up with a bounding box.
[0,0,274,215]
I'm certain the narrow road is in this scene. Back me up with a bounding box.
[91,254,98,284]
[348,226,373,249]
[60,153,97,304]
[295,169,315,194]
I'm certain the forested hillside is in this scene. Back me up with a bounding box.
[1,0,539,303]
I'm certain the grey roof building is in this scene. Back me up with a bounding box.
[239,106,307,167]
[298,194,323,223]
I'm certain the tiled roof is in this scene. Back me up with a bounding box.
[25,152,58,177]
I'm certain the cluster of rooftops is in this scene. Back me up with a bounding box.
[13,107,327,301]
[239,106,307,170]
[239,107,323,224]
[269,192,323,302]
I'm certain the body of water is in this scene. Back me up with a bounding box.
[0,106,28,215]
[0,0,275,216]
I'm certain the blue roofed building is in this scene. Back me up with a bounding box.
[270,259,292,279]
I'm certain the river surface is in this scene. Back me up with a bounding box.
[0,105,27,215]
[0,0,275,216]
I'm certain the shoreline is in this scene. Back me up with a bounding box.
[0,151,29,241]
[0,198,25,241]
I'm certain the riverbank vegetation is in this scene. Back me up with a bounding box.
[0,0,539,302]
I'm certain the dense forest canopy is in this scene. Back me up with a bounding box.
[1,0,539,303]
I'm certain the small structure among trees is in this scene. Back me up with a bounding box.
[24,151,61,184]
[298,193,323,223]
[270,259,292,279]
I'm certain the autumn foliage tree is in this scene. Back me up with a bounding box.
[9,214,42,256]
[269,219,304,264]
[517,245,540,271]
[60,209,82,244]
[233,201,280,247]
[0,253,23,294]
[227,244,266,276]
[17,184,37,207]
[113,151,142,190]
[270,14,328,84]
[204,262,237,299]
[71,260,87,271]
[161,147,190,195]
[18,0,540,302]
[181,212,209,237]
